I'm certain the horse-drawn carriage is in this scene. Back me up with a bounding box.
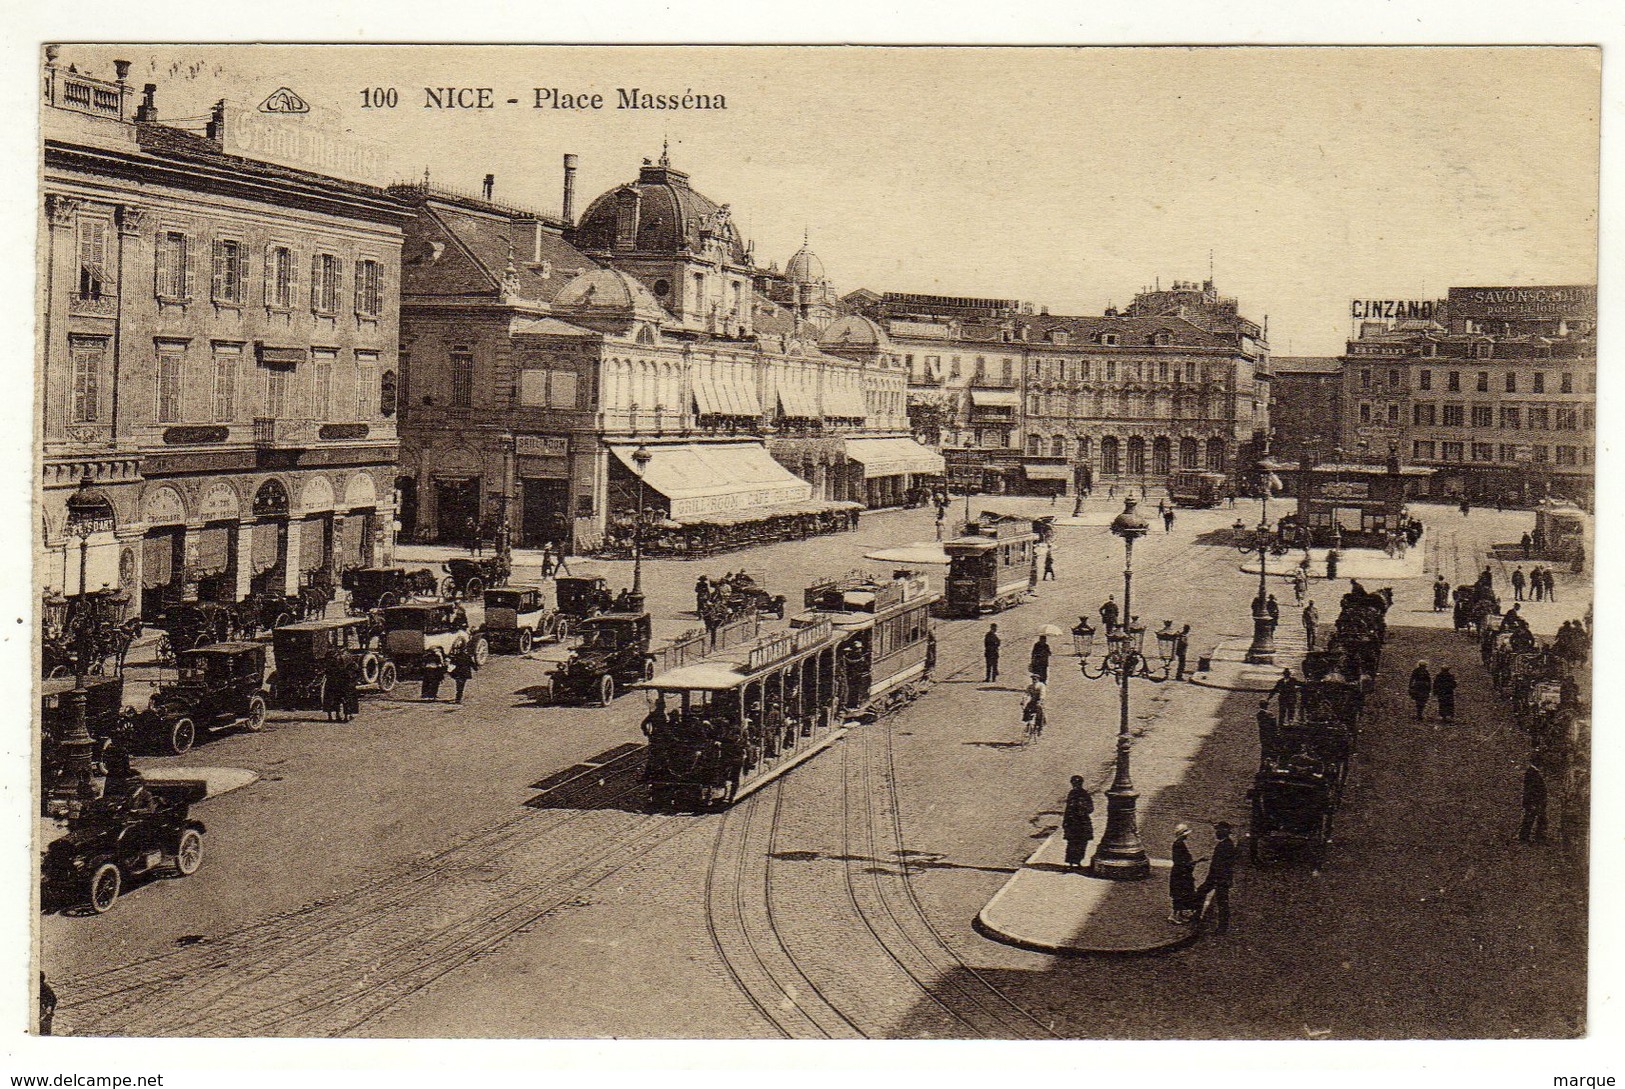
[1453,583,1501,633]
[41,588,141,679]
[1249,757,1338,867]
[342,566,441,613]
[441,556,511,600]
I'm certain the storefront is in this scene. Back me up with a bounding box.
[843,436,946,508]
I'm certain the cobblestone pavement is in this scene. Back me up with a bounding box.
[45,500,1587,1038]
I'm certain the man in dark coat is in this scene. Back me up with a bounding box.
[983,623,1001,683]
[1196,822,1238,934]
[449,646,476,704]
[1029,635,1052,683]
[1302,601,1320,650]
[1062,775,1094,869]
[1266,668,1300,724]
[1433,575,1451,612]
[1521,531,1534,560]
[1408,661,1433,720]
[1543,567,1557,603]
[1519,762,1549,844]
[1265,594,1280,635]
[1099,595,1120,632]
[1168,823,1201,924]
[1174,624,1191,681]
[1511,567,1526,601]
[1432,666,1457,724]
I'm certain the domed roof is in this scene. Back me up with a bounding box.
[573,153,749,265]
[785,237,826,284]
[552,267,669,324]
[819,314,890,350]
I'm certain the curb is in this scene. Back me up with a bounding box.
[972,903,1200,958]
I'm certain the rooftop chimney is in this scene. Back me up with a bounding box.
[205,100,227,146]
[562,153,578,225]
[482,173,495,201]
[135,84,158,122]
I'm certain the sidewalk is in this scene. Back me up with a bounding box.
[1189,630,1310,693]
[1241,547,1424,581]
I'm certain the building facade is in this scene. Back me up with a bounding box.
[1268,356,1345,458]
[40,53,406,617]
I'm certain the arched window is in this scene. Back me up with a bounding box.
[1206,438,1227,472]
[1101,436,1120,475]
[1180,437,1199,470]
[1152,436,1171,475]
[1126,436,1146,476]
[1076,436,1091,465]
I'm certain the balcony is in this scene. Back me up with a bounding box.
[253,417,318,449]
[43,60,131,121]
[69,292,118,318]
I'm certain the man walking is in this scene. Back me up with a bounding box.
[1519,761,1549,845]
[1266,668,1300,724]
[1029,634,1052,683]
[1099,594,1120,633]
[1302,600,1320,651]
[1408,660,1433,721]
[1432,666,1457,724]
[1292,565,1308,605]
[1162,507,1175,533]
[1043,548,1056,581]
[983,623,1002,683]
[1529,565,1544,602]
[1061,775,1094,870]
[449,645,477,704]
[1197,822,1238,934]
[1174,623,1191,681]
[1265,593,1280,637]
[1511,566,1526,601]
[1433,575,1450,613]
[1543,567,1557,603]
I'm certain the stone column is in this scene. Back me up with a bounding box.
[181,525,201,602]
[282,519,303,596]
[234,520,255,601]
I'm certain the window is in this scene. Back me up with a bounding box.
[1555,445,1577,466]
[1476,371,1489,392]
[1105,361,1117,381]
[77,216,109,298]
[1471,442,1494,462]
[1447,371,1461,392]
[1499,444,1518,462]
[1388,369,1400,388]
[211,238,246,304]
[1560,372,1573,393]
[212,346,238,422]
[1413,403,1436,426]
[949,357,960,379]
[1026,434,1042,455]
[311,349,336,419]
[450,348,474,408]
[1158,362,1170,382]
[1531,445,1548,463]
[311,253,342,313]
[265,245,295,308]
[68,338,103,424]
[355,351,378,418]
[1101,333,1119,346]
[354,259,382,317]
[1359,403,1371,424]
[1442,404,1464,427]
[1504,372,1517,393]
[1441,441,1464,462]
[1419,370,1432,391]
[1471,405,1494,428]
[1527,407,1549,430]
[1555,407,1578,431]
[1412,440,1435,460]
[1475,343,1492,359]
[157,347,184,423]
[1500,408,1520,430]
[1185,362,1196,383]
[154,230,193,299]
[1359,369,1371,390]
[1386,404,1399,423]
[265,362,290,417]
[1533,372,1545,393]
[1051,435,1066,457]
[1584,405,1595,429]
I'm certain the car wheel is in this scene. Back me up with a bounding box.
[598,674,615,706]
[86,860,122,913]
[643,658,656,681]
[361,654,381,687]
[472,636,490,667]
[172,829,204,876]
[466,576,484,598]
[555,616,574,639]
[378,591,399,609]
[167,716,197,756]
[517,629,534,655]
[377,659,398,693]
[241,694,268,732]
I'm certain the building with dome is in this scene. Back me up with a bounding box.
[755,232,840,334]
[392,156,933,552]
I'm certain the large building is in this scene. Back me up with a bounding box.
[39,52,407,617]
[394,155,932,552]
[1339,286,1596,503]
[1268,356,1345,457]
[830,283,1270,493]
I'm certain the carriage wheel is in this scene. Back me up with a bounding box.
[597,674,616,707]
[47,664,71,680]
[86,860,122,914]
[378,591,398,609]
[466,576,484,598]
[273,611,294,630]
[471,636,490,667]
[643,658,656,681]
[167,716,197,756]
[241,695,268,732]
[156,634,175,665]
[376,659,398,693]
[440,576,457,599]
[517,628,534,655]
[171,829,204,877]
[191,633,212,650]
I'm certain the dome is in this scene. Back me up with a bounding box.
[785,241,826,284]
[572,155,749,265]
[819,314,890,350]
[552,267,669,324]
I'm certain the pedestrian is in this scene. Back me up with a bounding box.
[923,630,938,680]
[1265,593,1280,635]
[1108,484,1117,498]
[1061,775,1094,869]
[1021,673,1047,739]
[421,656,446,701]
[1029,634,1052,683]
[1543,567,1557,604]
[1163,507,1175,533]
[1325,549,1340,580]
[1292,566,1308,605]
[1302,600,1319,651]
[1099,594,1120,632]
[1433,575,1450,612]
[466,515,482,557]
[1460,497,1471,517]
[1476,565,1495,594]
[935,507,945,541]
[695,574,711,615]
[1408,660,1432,720]
[1511,566,1526,601]
[1043,549,1056,581]
[552,541,572,577]
[1196,822,1238,934]
[450,645,476,704]
[1266,668,1300,724]
[1432,666,1456,724]
[1174,623,1191,681]
[1168,824,1201,924]
[1529,565,1545,602]
[323,653,347,721]
[1519,762,1549,844]
[1521,531,1533,560]
[983,623,1001,683]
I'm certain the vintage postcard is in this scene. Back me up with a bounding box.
[27,41,1601,1058]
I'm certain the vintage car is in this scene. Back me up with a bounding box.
[41,776,207,914]
[380,602,488,678]
[268,616,398,710]
[546,613,654,706]
[480,586,558,653]
[708,571,787,621]
[152,601,241,662]
[555,575,614,622]
[442,556,511,600]
[131,643,269,755]
[342,566,441,613]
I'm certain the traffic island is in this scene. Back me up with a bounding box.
[975,831,1197,956]
[1240,547,1424,581]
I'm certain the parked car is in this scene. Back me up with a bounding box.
[130,643,268,755]
[268,616,397,710]
[442,556,511,600]
[546,612,654,706]
[342,566,440,613]
[555,575,614,623]
[481,586,558,654]
[380,602,488,678]
[41,776,207,914]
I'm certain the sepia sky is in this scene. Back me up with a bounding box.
[58,45,1600,356]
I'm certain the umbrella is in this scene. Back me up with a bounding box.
[1040,624,1065,637]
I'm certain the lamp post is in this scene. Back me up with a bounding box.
[1079,496,1159,880]
[630,444,652,613]
[65,473,112,687]
[1242,453,1275,665]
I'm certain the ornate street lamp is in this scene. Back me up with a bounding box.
[65,473,114,686]
[1077,496,1163,880]
[629,444,652,613]
[1236,456,1276,665]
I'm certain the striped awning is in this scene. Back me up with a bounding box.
[776,384,819,420]
[845,437,946,478]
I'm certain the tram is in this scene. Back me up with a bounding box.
[1169,470,1227,508]
[941,514,1037,618]
[639,570,938,809]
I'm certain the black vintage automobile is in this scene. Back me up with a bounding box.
[379,601,486,678]
[268,617,397,710]
[131,643,269,755]
[706,571,787,621]
[342,566,441,613]
[546,613,654,706]
[555,575,614,623]
[41,775,207,914]
[442,556,511,600]
[152,601,242,663]
[480,586,559,653]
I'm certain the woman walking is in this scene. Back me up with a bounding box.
[1168,823,1202,924]
[1407,660,1432,721]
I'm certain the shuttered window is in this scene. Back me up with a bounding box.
[154,230,193,299]
[354,259,381,316]
[311,350,335,419]
[213,347,239,422]
[211,238,246,304]
[77,216,109,298]
[311,252,341,313]
[69,338,103,423]
[264,245,295,308]
[157,348,184,423]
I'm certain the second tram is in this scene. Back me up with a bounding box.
[941,514,1038,618]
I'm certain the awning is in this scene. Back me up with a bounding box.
[300,517,328,571]
[678,498,860,528]
[143,533,174,589]
[692,374,720,417]
[777,384,819,419]
[970,389,1019,408]
[196,524,232,576]
[706,368,761,417]
[610,443,811,519]
[845,437,947,479]
[824,385,869,419]
[1022,463,1072,480]
[251,522,281,574]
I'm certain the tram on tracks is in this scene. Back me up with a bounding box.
[940,514,1038,618]
[639,570,938,810]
